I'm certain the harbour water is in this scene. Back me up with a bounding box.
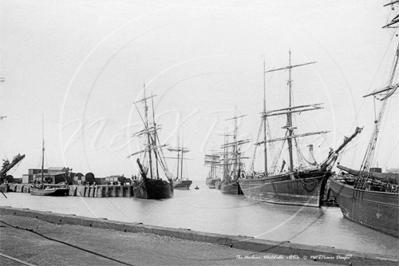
[1,185,398,258]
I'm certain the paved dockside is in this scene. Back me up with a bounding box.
[0,207,397,266]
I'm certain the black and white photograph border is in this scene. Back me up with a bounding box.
[1,1,398,265]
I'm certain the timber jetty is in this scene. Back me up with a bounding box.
[2,183,133,197]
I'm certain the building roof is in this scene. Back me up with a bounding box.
[48,167,67,171]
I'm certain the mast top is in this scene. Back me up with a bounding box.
[265,61,316,74]
[134,94,157,104]
[363,84,398,98]
[383,0,399,28]
[167,147,190,153]
[226,114,247,121]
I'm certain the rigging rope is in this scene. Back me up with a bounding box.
[271,135,286,174]
[294,138,317,167]
[249,119,263,173]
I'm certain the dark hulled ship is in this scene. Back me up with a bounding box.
[330,3,399,237]
[129,88,173,200]
[239,52,361,207]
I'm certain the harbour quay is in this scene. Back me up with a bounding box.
[2,183,134,198]
[1,206,398,266]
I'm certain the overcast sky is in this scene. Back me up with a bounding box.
[1,0,398,181]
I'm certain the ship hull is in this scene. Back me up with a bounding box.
[173,179,192,189]
[238,169,329,207]
[220,180,243,195]
[330,178,399,238]
[30,187,69,196]
[132,177,173,199]
[206,178,220,189]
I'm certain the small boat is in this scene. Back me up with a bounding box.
[31,117,69,197]
[31,184,69,196]
[167,139,193,190]
[330,4,399,237]
[204,153,221,189]
[195,186,199,190]
[128,87,173,200]
[239,52,361,207]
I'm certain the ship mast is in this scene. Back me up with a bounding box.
[176,138,180,179]
[263,57,268,175]
[180,138,185,180]
[219,129,231,181]
[150,92,162,179]
[223,115,249,179]
[287,51,294,170]
[360,42,399,173]
[143,86,154,179]
[264,51,316,171]
[167,139,189,180]
[41,115,45,184]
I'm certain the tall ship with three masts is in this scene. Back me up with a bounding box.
[204,152,221,189]
[330,2,399,237]
[219,115,248,194]
[167,140,193,189]
[128,88,174,199]
[239,52,361,207]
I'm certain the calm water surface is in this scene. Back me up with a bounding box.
[1,186,398,257]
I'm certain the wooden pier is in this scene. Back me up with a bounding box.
[2,184,134,197]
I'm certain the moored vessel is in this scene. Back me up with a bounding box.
[219,115,248,195]
[330,167,399,237]
[204,153,221,189]
[128,87,173,199]
[30,184,69,196]
[167,140,193,189]
[30,117,69,197]
[330,2,399,237]
[239,53,361,207]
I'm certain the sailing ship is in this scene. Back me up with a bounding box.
[238,52,361,207]
[167,140,193,189]
[31,119,69,196]
[219,116,249,194]
[0,153,25,193]
[204,153,221,189]
[330,3,399,237]
[128,88,174,199]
